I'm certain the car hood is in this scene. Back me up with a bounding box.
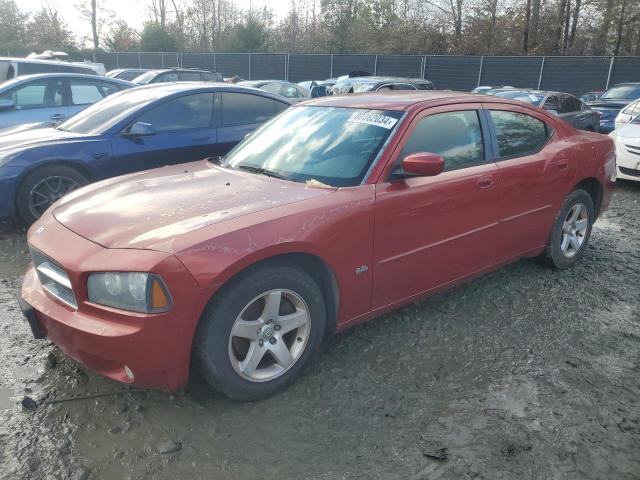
[587,100,630,109]
[0,127,86,153]
[53,160,333,252]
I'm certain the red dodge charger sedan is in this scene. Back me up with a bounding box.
[20,92,615,401]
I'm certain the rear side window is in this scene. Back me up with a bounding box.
[221,92,276,126]
[0,79,64,109]
[155,72,179,83]
[378,83,417,91]
[490,110,549,159]
[560,95,582,113]
[180,71,202,81]
[281,84,300,98]
[70,79,121,105]
[135,93,214,132]
[399,110,484,171]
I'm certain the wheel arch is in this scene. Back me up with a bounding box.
[573,177,603,217]
[200,251,341,335]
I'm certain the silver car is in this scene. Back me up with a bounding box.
[0,73,134,132]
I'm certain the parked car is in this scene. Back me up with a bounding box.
[238,80,310,102]
[298,79,337,91]
[0,83,291,224]
[105,68,149,81]
[132,68,223,85]
[0,57,98,83]
[0,74,134,132]
[486,89,599,131]
[586,83,640,134]
[471,85,514,94]
[18,91,614,401]
[580,91,603,103]
[610,116,640,182]
[331,76,434,95]
[298,79,338,98]
[614,99,640,131]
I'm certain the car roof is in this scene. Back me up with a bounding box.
[299,90,541,112]
[149,68,209,74]
[0,73,135,89]
[125,81,295,100]
[342,76,430,85]
[0,56,91,67]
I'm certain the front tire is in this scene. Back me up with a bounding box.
[194,264,326,401]
[544,189,594,269]
[16,165,89,225]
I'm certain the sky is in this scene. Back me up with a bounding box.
[19,0,290,47]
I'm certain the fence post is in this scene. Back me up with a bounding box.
[248,53,252,80]
[477,56,484,87]
[285,54,289,80]
[422,55,427,80]
[605,56,615,89]
[138,52,142,68]
[161,52,165,68]
[177,52,180,68]
[213,53,216,73]
[374,55,378,75]
[115,52,119,68]
[330,54,334,78]
[537,56,546,89]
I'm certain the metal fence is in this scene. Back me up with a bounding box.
[18,50,639,95]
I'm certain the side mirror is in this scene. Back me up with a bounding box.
[310,85,327,98]
[0,98,15,111]
[401,152,444,177]
[128,122,155,136]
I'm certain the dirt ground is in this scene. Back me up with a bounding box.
[0,181,639,480]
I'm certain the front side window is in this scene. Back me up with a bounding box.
[281,85,300,98]
[155,72,179,83]
[225,106,403,187]
[490,110,549,159]
[398,110,484,172]
[1,79,64,109]
[221,92,276,126]
[135,93,214,132]
[70,79,121,105]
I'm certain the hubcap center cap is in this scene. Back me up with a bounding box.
[261,323,275,339]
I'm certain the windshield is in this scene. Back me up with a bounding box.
[632,114,640,125]
[225,106,403,187]
[600,85,640,100]
[493,91,545,105]
[132,71,158,84]
[58,87,165,135]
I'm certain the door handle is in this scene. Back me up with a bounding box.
[477,175,494,189]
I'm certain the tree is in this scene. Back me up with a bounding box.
[227,18,268,52]
[104,20,139,51]
[0,0,28,53]
[140,22,177,51]
[27,5,76,52]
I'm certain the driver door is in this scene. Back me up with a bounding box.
[372,104,500,309]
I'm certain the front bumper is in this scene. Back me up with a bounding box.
[615,143,640,183]
[20,214,208,390]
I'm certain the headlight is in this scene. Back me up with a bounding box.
[87,272,172,313]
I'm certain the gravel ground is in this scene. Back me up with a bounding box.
[0,181,638,480]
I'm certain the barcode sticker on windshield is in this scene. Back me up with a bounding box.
[348,112,398,129]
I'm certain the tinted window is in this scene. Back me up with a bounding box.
[154,72,178,83]
[222,92,276,126]
[560,95,581,113]
[490,110,549,159]
[70,79,121,105]
[274,100,289,114]
[202,72,218,81]
[135,93,214,132]
[399,110,484,172]
[281,84,301,98]
[260,83,281,95]
[377,83,417,91]
[543,96,559,111]
[180,72,202,81]
[1,79,64,109]
[118,70,144,81]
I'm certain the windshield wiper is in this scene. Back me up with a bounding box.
[236,164,290,181]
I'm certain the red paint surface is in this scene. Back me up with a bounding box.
[21,92,615,390]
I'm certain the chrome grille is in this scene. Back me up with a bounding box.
[29,247,77,309]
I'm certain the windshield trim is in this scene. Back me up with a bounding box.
[361,111,407,184]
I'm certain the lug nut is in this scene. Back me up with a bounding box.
[269,337,277,345]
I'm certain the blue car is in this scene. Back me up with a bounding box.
[586,82,640,134]
[0,73,134,132]
[0,83,292,224]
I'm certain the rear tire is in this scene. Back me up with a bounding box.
[194,264,326,401]
[544,189,594,269]
[16,165,88,225]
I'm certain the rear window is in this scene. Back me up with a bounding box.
[221,92,278,126]
[18,62,95,76]
[490,110,549,159]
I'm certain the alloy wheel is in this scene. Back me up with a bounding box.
[28,176,80,219]
[560,202,589,258]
